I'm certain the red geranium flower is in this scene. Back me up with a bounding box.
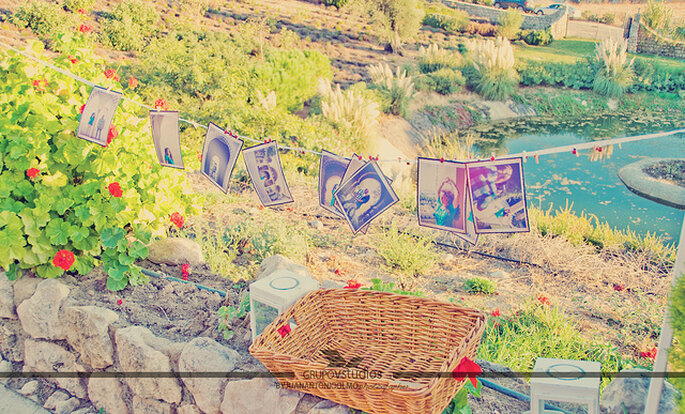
[277,324,291,338]
[52,249,75,271]
[78,24,92,33]
[344,280,361,289]
[613,284,626,292]
[181,263,190,278]
[32,79,47,91]
[79,104,85,114]
[640,347,657,360]
[452,356,482,388]
[117,299,123,305]
[492,308,501,317]
[68,55,78,64]
[77,8,85,14]
[170,212,184,229]
[26,168,40,179]
[128,76,138,89]
[537,296,551,306]
[106,124,118,145]
[104,69,119,81]
[108,182,123,198]
[154,98,168,110]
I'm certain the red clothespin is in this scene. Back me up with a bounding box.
[534,154,540,164]
[440,157,444,163]
[597,147,602,153]
[490,156,495,161]
[358,155,363,160]
[263,139,268,143]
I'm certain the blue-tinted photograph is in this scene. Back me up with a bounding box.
[319,150,349,216]
[334,161,398,234]
[201,123,243,194]
[243,141,293,207]
[417,157,467,234]
[77,86,122,147]
[150,111,184,169]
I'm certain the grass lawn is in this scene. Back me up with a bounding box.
[515,38,598,63]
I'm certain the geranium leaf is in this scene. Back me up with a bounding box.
[101,227,125,249]
[54,198,74,215]
[45,219,71,245]
[106,275,128,291]
[128,240,148,259]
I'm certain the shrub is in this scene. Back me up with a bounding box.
[374,224,437,278]
[600,12,616,25]
[418,43,460,74]
[323,0,349,8]
[427,68,466,95]
[100,0,160,51]
[522,29,553,46]
[352,0,424,51]
[253,50,333,113]
[669,274,685,412]
[517,58,596,89]
[642,0,674,33]
[629,59,685,93]
[422,3,470,33]
[593,38,634,98]
[317,80,380,150]
[62,0,95,12]
[12,1,75,42]
[464,277,497,294]
[497,9,523,40]
[369,62,415,117]
[178,0,221,16]
[465,21,498,37]
[0,37,196,288]
[466,37,518,100]
[581,10,599,23]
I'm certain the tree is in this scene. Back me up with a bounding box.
[347,0,424,52]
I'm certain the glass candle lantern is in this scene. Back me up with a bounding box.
[249,269,319,342]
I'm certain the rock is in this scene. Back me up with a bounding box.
[72,409,95,414]
[88,377,129,414]
[488,270,510,279]
[16,279,69,339]
[177,404,202,414]
[44,390,70,410]
[600,368,679,414]
[23,339,87,398]
[221,378,303,414]
[12,276,40,307]
[321,280,344,289]
[309,400,350,414]
[55,397,81,414]
[63,306,118,368]
[256,255,312,282]
[178,337,240,414]
[0,272,15,319]
[147,238,204,266]
[115,326,182,404]
[0,359,11,385]
[132,396,173,414]
[19,380,39,395]
[309,220,324,230]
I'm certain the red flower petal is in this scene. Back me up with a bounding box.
[68,55,78,64]
[128,76,138,89]
[344,280,361,289]
[52,249,75,271]
[117,299,123,305]
[492,309,501,317]
[104,69,117,79]
[452,356,481,388]
[170,212,184,229]
[79,104,85,114]
[26,168,40,179]
[106,124,118,145]
[78,24,92,33]
[108,182,123,198]
[277,324,291,338]
[154,98,169,111]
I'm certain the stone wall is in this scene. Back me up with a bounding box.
[441,0,569,39]
[0,271,348,414]
[626,14,685,59]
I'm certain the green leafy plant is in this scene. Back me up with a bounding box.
[466,37,518,100]
[323,0,350,8]
[442,379,482,414]
[422,3,470,34]
[642,0,674,34]
[669,273,685,411]
[62,0,95,12]
[369,62,415,117]
[0,36,195,289]
[593,38,634,99]
[463,277,497,294]
[363,277,425,296]
[12,1,76,43]
[217,293,251,340]
[426,68,466,95]
[100,0,160,51]
[522,29,553,46]
[374,224,437,279]
[497,9,523,40]
[349,0,424,52]
[517,58,597,89]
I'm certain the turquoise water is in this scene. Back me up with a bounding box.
[502,130,685,241]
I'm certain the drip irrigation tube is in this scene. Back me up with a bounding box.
[480,379,572,414]
[139,267,227,297]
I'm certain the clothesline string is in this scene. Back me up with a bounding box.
[1,40,684,164]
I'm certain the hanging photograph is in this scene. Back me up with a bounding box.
[453,188,479,245]
[150,111,184,169]
[243,141,294,207]
[201,122,244,194]
[318,150,348,217]
[334,161,398,234]
[467,157,529,233]
[77,86,122,147]
[417,157,467,234]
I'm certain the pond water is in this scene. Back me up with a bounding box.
[472,112,685,241]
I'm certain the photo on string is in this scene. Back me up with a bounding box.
[334,161,398,234]
[466,157,530,234]
[200,122,244,194]
[150,111,184,169]
[318,150,348,217]
[417,157,468,234]
[452,187,479,245]
[243,141,294,207]
[77,86,122,147]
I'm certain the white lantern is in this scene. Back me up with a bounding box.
[249,269,319,342]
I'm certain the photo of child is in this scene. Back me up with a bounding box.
[467,157,530,233]
[318,150,348,217]
[243,141,293,207]
[200,122,243,194]
[334,161,398,234]
[417,158,467,233]
[453,187,479,245]
[150,111,184,169]
[76,86,122,147]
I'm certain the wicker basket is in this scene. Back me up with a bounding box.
[249,288,486,414]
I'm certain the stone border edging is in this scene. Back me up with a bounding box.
[618,158,685,210]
